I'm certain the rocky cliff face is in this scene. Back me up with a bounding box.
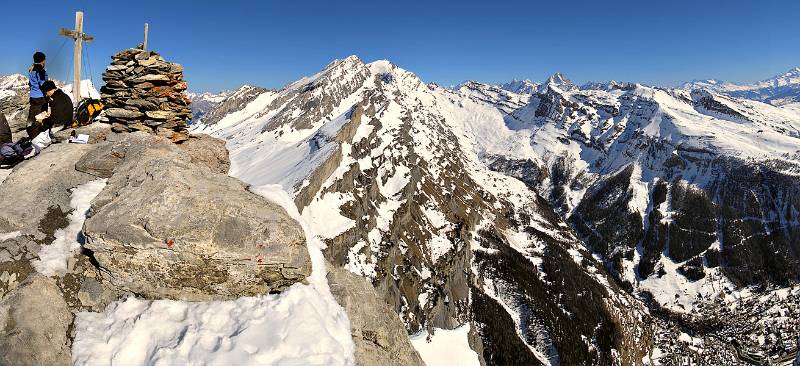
[0,74,30,136]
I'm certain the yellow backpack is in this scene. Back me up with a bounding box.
[68,99,105,128]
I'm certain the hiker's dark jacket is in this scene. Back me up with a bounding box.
[44,89,73,129]
[0,114,11,144]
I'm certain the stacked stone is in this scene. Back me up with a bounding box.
[100,48,192,142]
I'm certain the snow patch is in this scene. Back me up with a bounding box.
[0,231,21,241]
[63,79,101,102]
[72,287,352,366]
[32,179,107,277]
[410,324,481,366]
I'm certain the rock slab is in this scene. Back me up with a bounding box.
[0,275,72,366]
[327,266,425,366]
[82,133,311,300]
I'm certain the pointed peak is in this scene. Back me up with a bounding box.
[540,72,576,93]
[342,55,362,63]
[321,55,365,72]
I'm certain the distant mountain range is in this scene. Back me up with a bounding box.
[681,67,800,106]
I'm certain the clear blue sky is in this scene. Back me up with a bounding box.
[1,0,798,92]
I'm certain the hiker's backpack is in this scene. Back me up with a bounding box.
[0,139,33,167]
[69,99,104,128]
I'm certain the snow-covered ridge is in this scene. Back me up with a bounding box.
[0,74,27,91]
[0,74,99,102]
[498,79,539,94]
[683,66,800,106]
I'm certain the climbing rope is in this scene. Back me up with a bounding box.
[48,38,71,85]
[82,45,97,97]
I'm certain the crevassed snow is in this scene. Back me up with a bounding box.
[72,184,355,366]
[410,324,481,366]
[32,179,107,277]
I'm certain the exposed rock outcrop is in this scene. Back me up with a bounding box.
[82,133,311,300]
[0,275,72,366]
[0,143,95,241]
[327,266,425,366]
[0,74,30,137]
[177,133,231,174]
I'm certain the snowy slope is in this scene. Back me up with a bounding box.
[410,325,481,366]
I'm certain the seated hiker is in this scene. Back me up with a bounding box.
[0,114,10,144]
[26,52,48,126]
[27,81,73,138]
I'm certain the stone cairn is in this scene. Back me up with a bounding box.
[100,48,192,142]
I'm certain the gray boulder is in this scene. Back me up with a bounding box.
[75,131,175,178]
[327,266,425,366]
[178,133,230,174]
[0,143,95,241]
[76,131,229,178]
[83,133,311,300]
[0,274,72,366]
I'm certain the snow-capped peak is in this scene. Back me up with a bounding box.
[367,59,396,76]
[499,79,539,94]
[539,71,577,93]
[0,74,27,90]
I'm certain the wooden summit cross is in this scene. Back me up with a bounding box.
[59,11,94,106]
